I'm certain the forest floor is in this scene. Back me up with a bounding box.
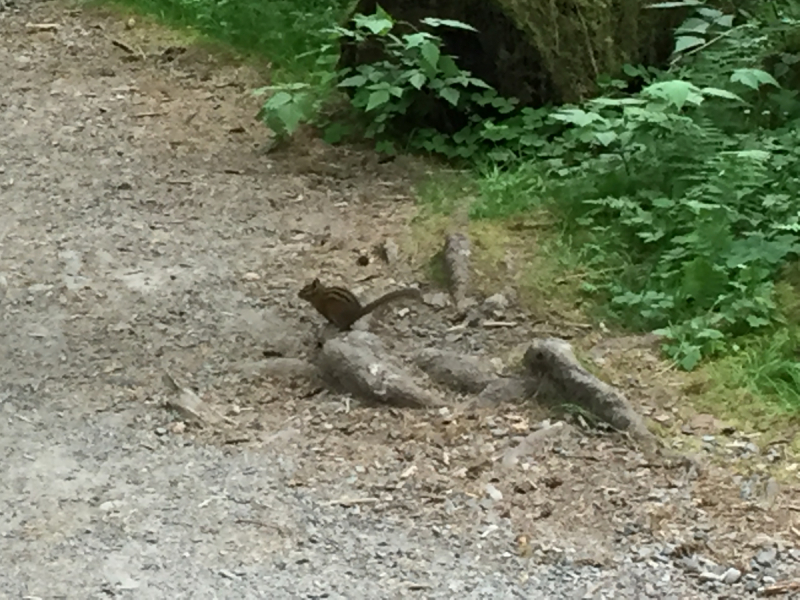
[1,1,799,598]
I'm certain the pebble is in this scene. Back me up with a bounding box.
[485,483,503,501]
[744,580,760,593]
[721,567,741,584]
[679,556,701,572]
[755,546,778,567]
[483,293,509,313]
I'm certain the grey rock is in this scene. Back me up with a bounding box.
[721,567,742,584]
[755,546,778,567]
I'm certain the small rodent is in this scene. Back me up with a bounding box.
[298,278,421,330]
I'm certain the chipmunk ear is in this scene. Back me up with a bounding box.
[311,278,321,286]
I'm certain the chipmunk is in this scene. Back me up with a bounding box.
[298,278,422,330]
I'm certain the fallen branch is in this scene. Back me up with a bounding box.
[315,331,444,408]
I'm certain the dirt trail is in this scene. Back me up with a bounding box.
[1,2,799,599]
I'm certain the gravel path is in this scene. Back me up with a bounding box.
[1,1,798,598]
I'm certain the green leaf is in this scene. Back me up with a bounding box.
[699,87,742,101]
[551,108,606,127]
[728,149,770,161]
[404,32,431,48]
[642,80,700,108]
[746,315,770,328]
[354,14,393,35]
[676,18,710,35]
[420,17,478,32]
[730,68,781,90]
[420,41,440,70]
[674,36,705,53]
[338,74,368,88]
[264,91,293,109]
[323,121,349,144]
[593,131,617,146]
[366,89,390,112]
[440,86,460,106]
[697,7,724,20]
[678,347,702,371]
[714,14,734,27]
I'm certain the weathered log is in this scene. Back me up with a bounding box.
[315,331,444,408]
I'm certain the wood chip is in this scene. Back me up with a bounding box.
[26,23,60,32]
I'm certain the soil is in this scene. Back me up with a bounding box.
[1,1,799,599]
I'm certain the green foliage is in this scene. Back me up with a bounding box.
[257,8,537,156]
[541,76,800,370]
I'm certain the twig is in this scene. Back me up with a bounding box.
[763,579,800,596]
[108,36,147,60]
[325,497,379,507]
[25,23,60,32]
[669,26,743,66]
[224,436,250,445]
[482,320,518,328]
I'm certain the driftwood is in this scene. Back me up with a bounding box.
[414,348,497,394]
[410,337,653,441]
[315,331,443,408]
[523,338,652,440]
[308,331,652,441]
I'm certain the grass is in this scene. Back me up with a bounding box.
[86,0,350,77]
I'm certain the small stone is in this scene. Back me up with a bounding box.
[485,483,503,501]
[155,427,167,436]
[788,548,800,561]
[722,568,741,584]
[680,556,701,572]
[755,546,778,567]
[762,575,776,584]
[744,580,760,593]
[425,292,450,309]
[698,571,720,582]
[242,272,260,281]
[483,293,509,313]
